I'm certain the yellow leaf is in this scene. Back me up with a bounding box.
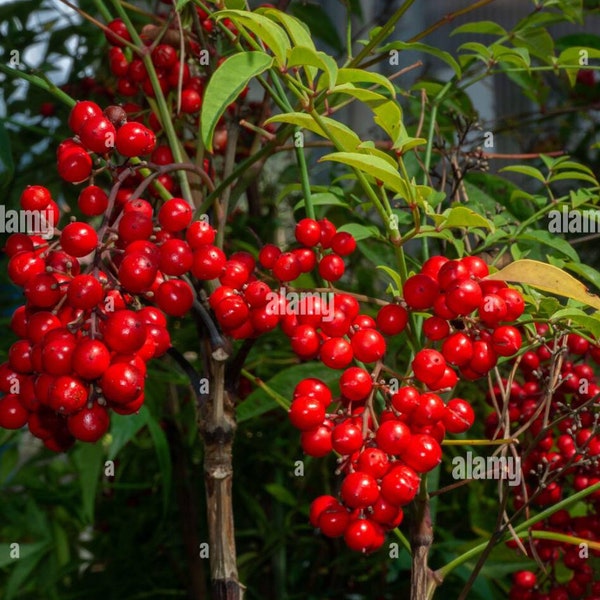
[486,259,600,311]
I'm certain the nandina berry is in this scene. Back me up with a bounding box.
[496,288,525,321]
[339,367,373,401]
[72,338,111,380]
[320,337,353,369]
[344,518,384,553]
[443,398,475,434]
[375,420,411,455]
[115,121,156,157]
[376,304,408,336]
[68,100,103,134]
[491,325,522,357]
[293,378,332,408]
[8,251,46,286]
[60,222,98,257]
[331,419,364,454]
[186,220,216,248]
[67,403,110,442]
[289,396,325,431]
[67,274,104,309]
[356,448,390,479]
[309,495,339,527]
[154,280,194,317]
[158,198,192,232]
[20,185,51,210]
[400,434,442,473]
[24,273,62,308]
[391,386,420,414]
[78,185,109,216]
[213,296,250,330]
[79,115,116,154]
[403,274,439,310]
[180,88,202,114]
[258,244,281,269]
[331,232,357,256]
[57,143,93,183]
[412,349,446,386]
[118,253,158,293]
[192,245,226,280]
[445,279,482,316]
[411,392,445,426]
[422,316,450,341]
[318,505,350,537]
[441,332,473,367]
[100,362,143,404]
[289,325,320,359]
[318,253,345,282]
[295,218,321,247]
[102,310,146,353]
[48,375,88,414]
[380,464,420,506]
[158,239,193,276]
[105,18,131,47]
[351,328,385,363]
[272,252,301,282]
[340,471,379,509]
[301,423,333,457]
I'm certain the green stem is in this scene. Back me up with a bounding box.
[347,0,417,68]
[437,480,600,579]
[90,0,112,21]
[0,65,75,108]
[240,369,290,411]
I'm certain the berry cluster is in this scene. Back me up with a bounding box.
[483,327,600,599]
[0,87,236,450]
[404,255,525,387]
[273,248,530,552]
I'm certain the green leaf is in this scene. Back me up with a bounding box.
[265,112,360,151]
[72,442,104,524]
[289,3,343,51]
[287,46,337,89]
[224,0,245,8]
[564,262,600,292]
[557,46,600,85]
[293,191,349,211]
[217,10,290,65]
[550,308,600,338]
[0,542,49,569]
[238,363,339,423]
[319,151,408,196]
[452,21,507,36]
[143,405,172,516]
[108,410,148,460]
[0,120,15,193]
[337,223,381,241]
[264,483,298,507]
[492,44,531,69]
[175,0,191,9]
[331,67,395,98]
[328,84,403,145]
[5,547,48,600]
[258,7,315,51]
[380,41,462,77]
[377,266,403,293]
[432,206,494,231]
[201,51,273,152]
[518,230,579,262]
[457,42,492,64]
[500,165,546,183]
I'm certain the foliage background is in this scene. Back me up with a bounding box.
[1,1,600,598]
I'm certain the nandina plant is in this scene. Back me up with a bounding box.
[1,1,600,599]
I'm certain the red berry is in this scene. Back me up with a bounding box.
[67,403,110,442]
[289,396,325,431]
[412,349,446,386]
[116,121,156,157]
[0,394,29,429]
[375,420,411,455]
[318,254,345,282]
[351,328,385,363]
[48,375,88,414]
[491,325,522,357]
[380,464,420,506]
[78,185,109,216]
[68,100,103,134]
[403,274,439,310]
[60,222,98,257]
[192,245,226,280]
[400,434,442,473]
[320,337,353,369]
[295,218,321,247]
[340,471,379,509]
[441,332,473,367]
[331,232,357,256]
[102,310,146,353]
[339,367,373,401]
[158,198,192,232]
[105,18,132,47]
[79,116,116,154]
[154,280,194,317]
[100,363,143,404]
[376,304,408,336]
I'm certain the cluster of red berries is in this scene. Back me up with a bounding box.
[0,85,238,450]
[404,255,525,388]
[277,246,534,551]
[58,99,157,184]
[482,327,600,599]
